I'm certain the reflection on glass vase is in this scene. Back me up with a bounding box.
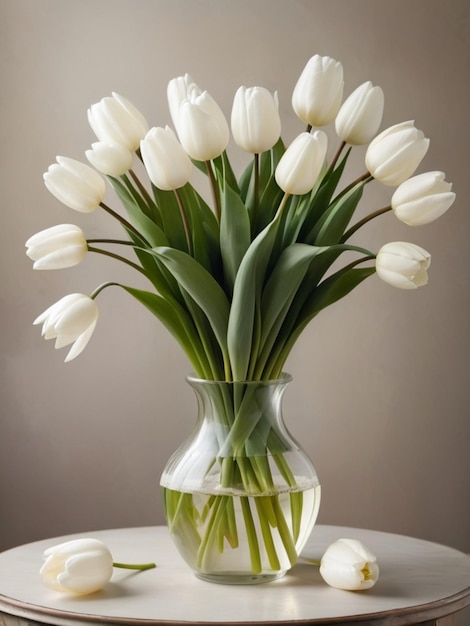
[161,374,321,584]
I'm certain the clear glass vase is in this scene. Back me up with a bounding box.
[160,374,321,584]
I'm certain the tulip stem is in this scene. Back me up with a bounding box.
[302,557,321,566]
[341,205,392,242]
[174,189,193,255]
[205,161,221,222]
[254,153,260,212]
[87,239,134,246]
[274,193,291,220]
[112,562,156,571]
[90,281,121,299]
[87,245,148,275]
[128,168,155,208]
[99,202,149,245]
[330,140,346,171]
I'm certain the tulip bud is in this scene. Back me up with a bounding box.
[320,538,379,591]
[175,90,230,161]
[85,142,133,177]
[231,86,281,153]
[44,156,106,213]
[335,81,384,145]
[34,293,99,361]
[292,54,344,127]
[391,171,455,226]
[275,130,328,195]
[88,92,148,152]
[140,126,193,190]
[375,241,431,289]
[26,224,87,270]
[40,539,113,595]
[167,73,203,129]
[365,121,430,187]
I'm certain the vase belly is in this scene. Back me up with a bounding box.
[160,375,321,584]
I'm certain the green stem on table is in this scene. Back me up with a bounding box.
[302,557,321,566]
[113,562,156,571]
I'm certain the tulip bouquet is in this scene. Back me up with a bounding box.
[27,54,455,578]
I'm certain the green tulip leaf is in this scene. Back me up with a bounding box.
[120,285,210,377]
[259,243,328,352]
[227,217,281,381]
[298,147,351,242]
[220,181,251,293]
[151,247,230,358]
[308,180,365,246]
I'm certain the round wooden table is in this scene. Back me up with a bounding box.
[0,525,469,625]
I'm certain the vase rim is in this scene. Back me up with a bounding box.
[186,372,293,385]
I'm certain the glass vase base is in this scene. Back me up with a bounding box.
[195,570,286,585]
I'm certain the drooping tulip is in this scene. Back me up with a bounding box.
[34,293,99,361]
[365,121,430,187]
[319,538,379,591]
[275,130,328,195]
[88,92,149,152]
[375,241,431,289]
[174,90,230,161]
[85,141,133,177]
[335,81,384,145]
[26,224,87,270]
[40,539,113,595]
[44,156,106,213]
[231,86,281,153]
[140,126,193,190]
[292,54,344,127]
[391,171,455,226]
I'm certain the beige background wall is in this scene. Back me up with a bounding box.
[1,0,469,589]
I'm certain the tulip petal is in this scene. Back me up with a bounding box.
[64,321,98,362]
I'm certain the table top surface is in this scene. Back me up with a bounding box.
[0,525,469,626]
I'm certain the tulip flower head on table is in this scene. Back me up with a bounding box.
[40,538,155,595]
[27,53,455,371]
[319,538,379,591]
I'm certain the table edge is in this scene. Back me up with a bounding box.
[1,586,470,626]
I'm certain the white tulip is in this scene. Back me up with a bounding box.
[292,54,344,127]
[231,86,281,153]
[375,241,431,289]
[335,81,384,145]
[26,224,87,270]
[88,92,149,152]
[175,90,230,161]
[40,539,113,595]
[85,141,133,177]
[275,130,328,195]
[44,156,106,213]
[140,126,193,190]
[34,293,99,361]
[391,171,455,226]
[365,121,430,187]
[320,538,379,591]
[167,73,203,129]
